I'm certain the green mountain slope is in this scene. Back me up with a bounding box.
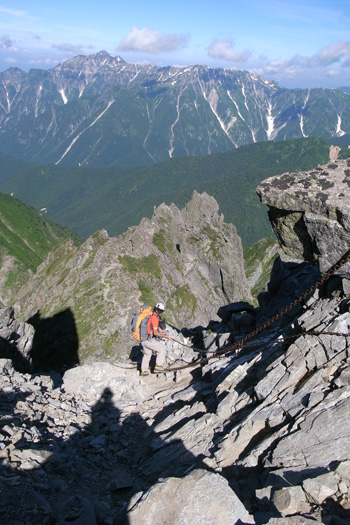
[0,192,81,271]
[0,137,332,247]
[0,192,81,302]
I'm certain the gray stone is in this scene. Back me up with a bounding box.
[109,467,134,490]
[272,486,310,516]
[270,392,350,468]
[302,471,340,504]
[126,469,254,525]
[56,495,97,525]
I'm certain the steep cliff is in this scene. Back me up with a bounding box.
[256,158,350,281]
[13,191,250,365]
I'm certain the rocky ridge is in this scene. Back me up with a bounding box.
[1,159,350,524]
[12,191,250,367]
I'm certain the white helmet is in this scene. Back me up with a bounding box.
[156,302,165,311]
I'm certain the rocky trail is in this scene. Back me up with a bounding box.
[1,252,350,524]
[1,158,350,524]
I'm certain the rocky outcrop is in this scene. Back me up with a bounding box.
[127,469,254,525]
[0,306,34,372]
[1,265,350,524]
[256,158,350,281]
[329,145,341,162]
[1,164,350,524]
[13,191,250,367]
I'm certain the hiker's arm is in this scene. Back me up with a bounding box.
[153,326,172,340]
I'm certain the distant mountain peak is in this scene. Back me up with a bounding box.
[0,51,349,167]
[86,50,126,65]
[53,50,126,72]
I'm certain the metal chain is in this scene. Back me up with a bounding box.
[166,330,349,372]
[165,248,350,372]
[117,249,350,375]
[216,248,350,357]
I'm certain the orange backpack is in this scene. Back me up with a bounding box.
[131,305,153,341]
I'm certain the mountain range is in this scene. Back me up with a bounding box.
[0,51,349,167]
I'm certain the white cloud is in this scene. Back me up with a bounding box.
[5,56,17,64]
[253,39,350,85]
[28,57,56,66]
[118,27,189,54]
[317,41,350,66]
[0,6,36,19]
[208,39,251,63]
[0,34,14,48]
[326,69,341,78]
[343,56,350,68]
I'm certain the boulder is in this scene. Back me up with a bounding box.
[256,159,350,280]
[126,469,254,525]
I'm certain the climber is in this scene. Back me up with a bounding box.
[140,302,172,376]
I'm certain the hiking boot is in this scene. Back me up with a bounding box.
[153,365,165,373]
[140,370,149,376]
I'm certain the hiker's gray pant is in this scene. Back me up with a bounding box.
[141,338,167,370]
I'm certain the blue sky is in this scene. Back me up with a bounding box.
[1,0,350,88]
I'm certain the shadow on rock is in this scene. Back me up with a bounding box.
[0,335,32,373]
[28,308,79,373]
[0,380,214,524]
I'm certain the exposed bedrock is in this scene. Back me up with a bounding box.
[257,158,350,281]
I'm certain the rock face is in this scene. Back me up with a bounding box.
[256,158,350,280]
[1,167,350,524]
[1,267,350,523]
[0,306,34,372]
[13,191,250,367]
[127,469,254,525]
